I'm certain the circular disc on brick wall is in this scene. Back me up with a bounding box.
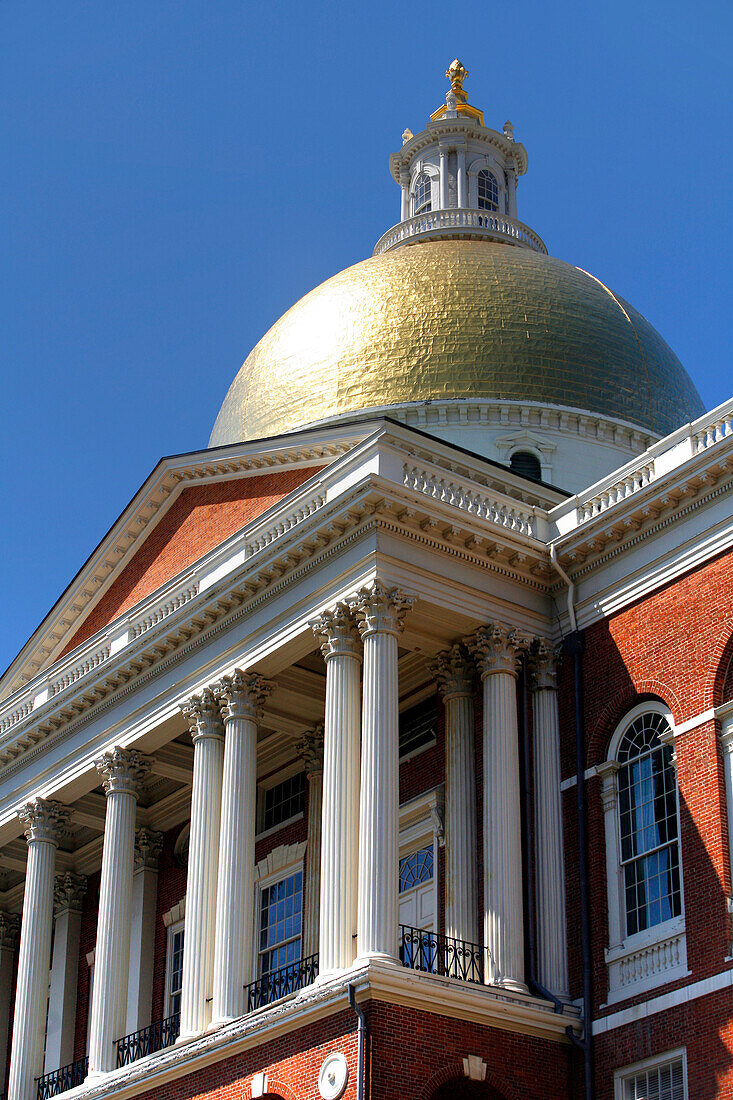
[318,1052,349,1100]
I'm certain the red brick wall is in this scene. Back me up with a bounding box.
[62,467,323,655]
[150,827,188,1024]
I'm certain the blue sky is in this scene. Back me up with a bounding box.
[1,0,731,676]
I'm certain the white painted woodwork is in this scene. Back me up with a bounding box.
[0,917,18,1086]
[45,874,86,1072]
[298,727,324,959]
[125,829,162,1034]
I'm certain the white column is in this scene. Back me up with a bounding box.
[0,913,20,1086]
[506,165,518,218]
[597,761,623,949]
[529,641,569,1000]
[8,799,71,1100]
[211,670,271,1027]
[45,874,87,1072]
[720,719,733,889]
[434,645,478,948]
[297,726,324,960]
[439,147,448,209]
[88,749,151,1075]
[457,146,467,208]
[469,624,528,992]
[354,581,413,963]
[310,605,362,975]
[179,689,225,1039]
[400,170,410,222]
[125,829,162,1035]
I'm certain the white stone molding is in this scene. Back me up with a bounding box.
[163,897,186,928]
[0,913,19,1086]
[254,842,307,885]
[354,582,414,963]
[88,749,151,1075]
[310,605,361,975]
[718,703,733,897]
[126,829,162,1035]
[8,799,70,1100]
[179,689,225,1040]
[528,640,569,1000]
[433,645,478,951]
[297,726,324,959]
[46,874,87,1073]
[211,670,272,1027]
[494,430,557,482]
[468,625,529,992]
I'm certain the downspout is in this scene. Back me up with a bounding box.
[549,544,595,1100]
[348,983,367,1100]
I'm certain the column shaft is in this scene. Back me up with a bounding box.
[310,607,361,974]
[212,671,271,1025]
[125,829,162,1034]
[439,149,447,209]
[298,727,324,960]
[45,875,86,1072]
[0,915,19,1086]
[457,148,467,208]
[8,800,70,1100]
[530,643,569,999]
[179,690,225,1039]
[88,750,150,1074]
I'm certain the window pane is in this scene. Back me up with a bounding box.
[413,173,431,214]
[259,870,303,977]
[399,844,434,892]
[477,169,498,211]
[263,771,306,832]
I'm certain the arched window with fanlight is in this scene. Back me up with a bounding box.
[413,172,431,215]
[477,168,499,211]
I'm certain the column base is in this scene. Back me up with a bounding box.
[495,976,529,995]
[354,951,400,967]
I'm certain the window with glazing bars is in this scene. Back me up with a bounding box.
[622,1056,685,1099]
[259,870,303,977]
[262,771,305,832]
[413,172,431,214]
[617,712,681,936]
[399,845,434,891]
[477,169,498,211]
[166,924,184,1017]
[399,696,437,760]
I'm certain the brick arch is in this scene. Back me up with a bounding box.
[414,1062,518,1100]
[588,680,682,767]
[708,619,733,707]
[252,1083,301,1100]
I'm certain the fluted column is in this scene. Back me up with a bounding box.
[597,760,622,949]
[310,606,362,974]
[0,913,20,1086]
[46,874,87,1072]
[529,641,569,999]
[354,581,414,963]
[88,749,151,1075]
[400,169,410,222]
[126,828,163,1034]
[8,799,71,1100]
[297,726,324,959]
[469,624,528,992]
[179,689,225,1039]
[457,146,467,208]
[434,645,478,950]
[211,670,272,1027]
[439,147,448,209]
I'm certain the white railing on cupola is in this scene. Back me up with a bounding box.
[373,209,547,256]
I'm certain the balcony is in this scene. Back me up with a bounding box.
[115,1012,180,1067]
[399,924,486,983]
[245,953,319,1012]
[36,1056,88,1099]
[373,209,547,256]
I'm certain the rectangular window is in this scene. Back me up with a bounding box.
[165,923,185,1018]
[258,870,303,978]
[399,697,437,761]
[617,1054,686,1100]
[262,771,306,833]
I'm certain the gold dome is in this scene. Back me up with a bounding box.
[209,241,704,447]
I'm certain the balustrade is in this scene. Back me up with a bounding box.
[373,209,547,256]
[399,925,486,984]
[35,1057,88,1100]
[115,1013,180,1067]
[245,954,319,1012]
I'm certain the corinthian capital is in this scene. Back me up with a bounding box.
[467,623,530,678]
[353,580,414,639]
[310,603,362,661]
[433,644,474,700]
[19,798,71,845]
[0,911,20,947]
[181,687,224,742]
[296,724,324,777]
[95,748,152,798]
[216,669,272,722]
[134,827,163,871]
[528,638,562,692]
[54,872,87,915]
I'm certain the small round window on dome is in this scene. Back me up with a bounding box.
[509,450,542,481]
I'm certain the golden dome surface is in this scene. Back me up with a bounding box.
[209,241,704,447]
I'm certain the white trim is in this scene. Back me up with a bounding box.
[162,897,185,928]
[560,766,597,792]
[594,966,733,1033]
[674,708,716,737]
[163,919,185,1019]
[254,842,306,887]
[613,1047,687,1100]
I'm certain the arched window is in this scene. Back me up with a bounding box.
[413,172,431,215]
[616,711,681,936]
[509,450,542,481]
[477,169,498,211]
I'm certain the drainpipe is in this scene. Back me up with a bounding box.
[348,983,367,1100]
[549,545,595,1100]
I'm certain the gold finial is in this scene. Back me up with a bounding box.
[446,59,468,97]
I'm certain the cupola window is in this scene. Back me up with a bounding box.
[413,172,432,215]
[477,169,499,211]
[509,450,542,481]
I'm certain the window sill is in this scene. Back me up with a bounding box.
[604,919,688,1005]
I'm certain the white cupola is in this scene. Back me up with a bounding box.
[374,60,546,256]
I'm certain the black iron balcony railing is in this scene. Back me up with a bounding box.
[245,952,319,1012]
[115,1011,180,1068]
[399,924,486,984]
[36,1056,89,1099]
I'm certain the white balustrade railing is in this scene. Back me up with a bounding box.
[373,209,547,256]
[575,462,656,524]
[605,926,687,1001]
[403,463,543,540]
